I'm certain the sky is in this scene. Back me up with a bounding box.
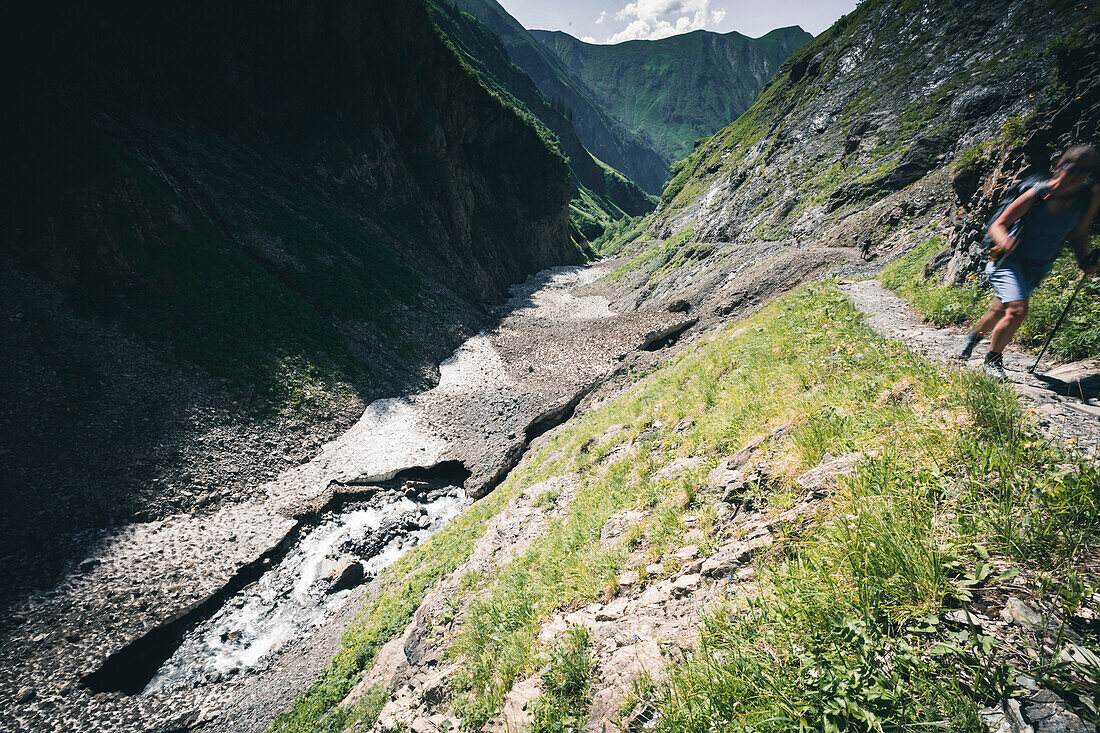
[496,0,860,44]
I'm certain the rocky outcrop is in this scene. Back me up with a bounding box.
[932,15,1100,284]
[652,0,1083,247]
[332,431,818,733]
[0,0,580,600]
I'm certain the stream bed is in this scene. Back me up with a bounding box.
[144,484,468,694]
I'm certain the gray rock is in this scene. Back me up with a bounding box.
[1001,597,1044,628]
[600,509,648,543]
[672,574,702,597]
[712,469,748,504]
[15,686,36,704]
[700,534,773,578]
[795,452,865,494]
[1025,702,1093,733]
[327,560,365,593]
[654,456,707,482]
[671,545,699,562]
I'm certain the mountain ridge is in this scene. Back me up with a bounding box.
[449,0,675,193]
[529,25,812,170]
[426,0,656,239]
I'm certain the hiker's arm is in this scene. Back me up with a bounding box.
[1068,183,1099,275]
[990,188,1039,256]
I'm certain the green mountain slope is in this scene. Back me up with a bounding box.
[448,0,671,194]
[427,1,655,239]
[531,27,812,167]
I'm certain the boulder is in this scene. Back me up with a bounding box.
[618,570,640,588]
[596,597,631,621]
[654,456,707,482]
[601,509,648,543]
[485,676,542,733]
[421,662,459,707]
[1001,597,1044,628]
[672,574,701,597]
[795,452,866,494]
[1025,702,1092,733]
[700,534,773,578]
[671,545,699,562]
[321,558,365,593]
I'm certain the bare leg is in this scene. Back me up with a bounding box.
[971,298,1006,337]
[988,299,1029,353]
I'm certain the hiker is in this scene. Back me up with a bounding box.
[860,237,876,261]
[955,144,1099,378]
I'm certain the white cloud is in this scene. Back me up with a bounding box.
[595,10,608,24]
[606,0,727,43]
[581,35,598,42]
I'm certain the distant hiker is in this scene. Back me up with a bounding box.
[955,145,1099,378]
[860,237,876,261]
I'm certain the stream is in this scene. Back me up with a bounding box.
[144,485,467,693]
[3,262,682,733]
[139,266,619,694]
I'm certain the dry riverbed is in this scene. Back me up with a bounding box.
[0,263,692,733]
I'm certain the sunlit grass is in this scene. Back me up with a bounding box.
[271,281,1099,733]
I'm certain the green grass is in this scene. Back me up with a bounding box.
[272,281,1100,732]
[605,226,696,282]
[592,214,653,256]
[882,235,1100,361]
[528,626,594,733]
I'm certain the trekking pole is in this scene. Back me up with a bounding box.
[1029,261,1097,373]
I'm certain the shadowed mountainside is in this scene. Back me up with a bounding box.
[0,0,581,599]
[427,1,656,240]
[448,0,672,194]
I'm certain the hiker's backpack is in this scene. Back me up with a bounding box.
[980,176,1047,260]
[981,176,1095,261]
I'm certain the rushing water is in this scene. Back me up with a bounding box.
[142,266,612,694]
[144,486,467,693]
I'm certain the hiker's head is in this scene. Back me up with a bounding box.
[1053,145,1097,188]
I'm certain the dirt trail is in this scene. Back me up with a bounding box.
[839,279,1100,451]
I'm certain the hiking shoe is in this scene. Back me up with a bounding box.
[955,331,981,360]
[983,352,1007,380]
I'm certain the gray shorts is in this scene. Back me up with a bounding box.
[986,259,1053,303]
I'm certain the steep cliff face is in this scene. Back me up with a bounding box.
[449,0,671,194]
[650,0,1083,242]
[531,27,812,167]
[0,0,579,592]
[426,1,656,239]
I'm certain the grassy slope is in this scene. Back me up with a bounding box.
[270,282,1099,732]
[530,27,812,166]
